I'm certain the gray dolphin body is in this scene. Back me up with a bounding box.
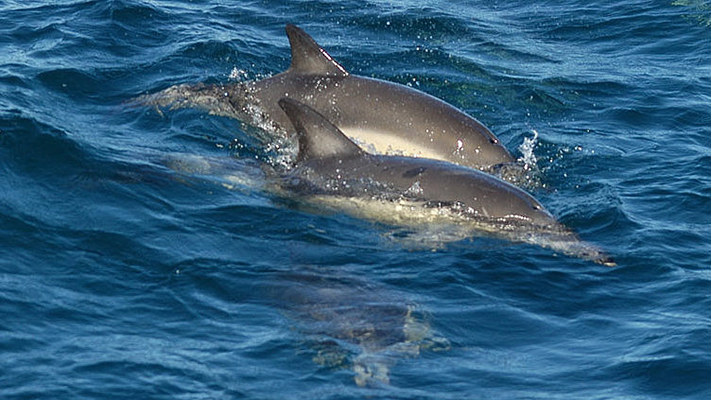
[141,24,514,171]
[278,98,614,266]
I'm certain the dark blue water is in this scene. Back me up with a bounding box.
[2,1,711,398]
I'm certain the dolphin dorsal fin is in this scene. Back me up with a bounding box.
[278,98,362,163]
[285,24,348,77]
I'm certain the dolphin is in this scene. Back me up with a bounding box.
[266,266,449,387]
[139,24,514,171]
[277,98,615,266]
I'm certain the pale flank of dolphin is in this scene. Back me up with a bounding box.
[276,98,615,266]
[137,24,515,172]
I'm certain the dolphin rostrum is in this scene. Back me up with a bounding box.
[277,98,614,266]
[140,24,515,172]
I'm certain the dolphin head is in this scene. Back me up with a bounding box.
[500,189,559,227]
[473,138,516,171]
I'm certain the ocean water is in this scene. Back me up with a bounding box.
[2,0,711,398]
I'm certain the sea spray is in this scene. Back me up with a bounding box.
[518,129,539,169]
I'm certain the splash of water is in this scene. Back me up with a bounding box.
[517,129,539,169]
[488,129,542,188]
[228,67,249,81]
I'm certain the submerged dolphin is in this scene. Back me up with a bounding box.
[266,267,449,387]
[140,24,514,171]
[277,98,614,266]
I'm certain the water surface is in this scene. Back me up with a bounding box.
[2,1,711,399]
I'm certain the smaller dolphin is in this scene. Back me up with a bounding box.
[139,24,514,171]
[277,98,614,266]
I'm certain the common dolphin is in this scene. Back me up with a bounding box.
[266,266,449,387]
[139,24,514,171]
[277,98,615,266]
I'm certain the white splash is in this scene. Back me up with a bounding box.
[518,129,539,169]
[228,67,249,81]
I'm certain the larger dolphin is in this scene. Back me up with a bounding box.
[277,98,614,266]
[140,24,514,171]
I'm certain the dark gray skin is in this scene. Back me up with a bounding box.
[141,24,514,171]
[278,98,615,266]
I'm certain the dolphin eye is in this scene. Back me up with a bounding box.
[402,167,426,178]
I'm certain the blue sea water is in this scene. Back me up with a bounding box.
[2,0,711,398]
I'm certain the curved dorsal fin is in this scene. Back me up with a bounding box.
[285,24,348,77]
[278,98,362,163]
